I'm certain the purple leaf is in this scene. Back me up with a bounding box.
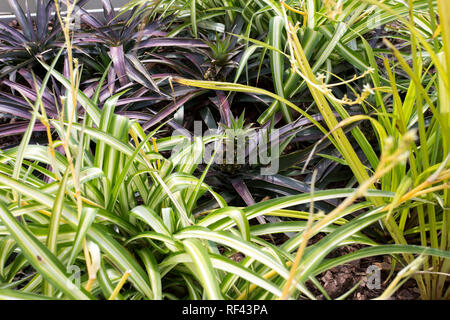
[0,121,46,138]
[142,92,200,130]
[110,45,128,87]
[231,179,266,224]
[231,179,255,206]
[79,9,103,29]
[7,0,33,40]
[118,110,186,132]
[251,174,338,206]
[124,53,160,93]
[107,66,116,96]
[0,22,27,44]
[137,38,209,49]
[211,91,232,127]
[102,0,115,22]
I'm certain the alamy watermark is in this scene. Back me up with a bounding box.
[60,3,83,31]
[366,265,381,290]
[172,121,280,175]
[66,264,81,289]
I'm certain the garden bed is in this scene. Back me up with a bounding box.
[0,0,448,301]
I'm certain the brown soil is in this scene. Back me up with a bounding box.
[308,244,421,300]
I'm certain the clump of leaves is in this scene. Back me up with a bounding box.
[0,0,88,78]
[202,33,241,81]
[75,0,163,92]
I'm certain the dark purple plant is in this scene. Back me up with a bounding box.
[0,68,98,139]
[74,0,209,95]
[0,0,88,78]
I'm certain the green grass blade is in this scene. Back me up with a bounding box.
[0,201,94,300]
[182,238,223,299]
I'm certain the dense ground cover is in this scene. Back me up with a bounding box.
[0,0,448,300]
